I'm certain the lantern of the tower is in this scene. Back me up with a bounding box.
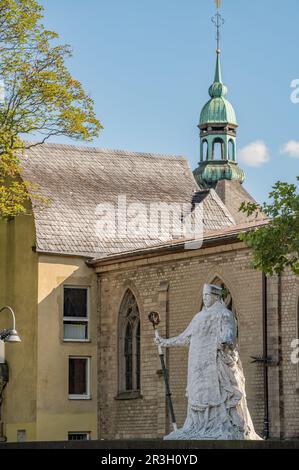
[193,7,245,189]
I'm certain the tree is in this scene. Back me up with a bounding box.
[239,177,299,276]
[0,0,102,218]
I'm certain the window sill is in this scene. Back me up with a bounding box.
[114,391,143,401]
[63,339,91,343]
[68,395,91,400]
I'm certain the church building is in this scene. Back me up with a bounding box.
[0,16,298,443]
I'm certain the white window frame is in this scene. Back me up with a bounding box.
[17,429,26,443]
[63,286,90,342]
[68,356,91,400]
[68,432,91,441]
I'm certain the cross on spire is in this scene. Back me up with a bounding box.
[212,1,224,52]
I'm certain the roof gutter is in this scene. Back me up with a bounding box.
[87,230,245,268]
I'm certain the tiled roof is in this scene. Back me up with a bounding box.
[215,180,268,224]
[192,189,235,230]
[20,142,235,257]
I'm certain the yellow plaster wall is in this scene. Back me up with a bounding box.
[36,255,98,441]
[0,219,7,303]
[0,214,38,442]
[5,423,36,443]
[1,216,98,442]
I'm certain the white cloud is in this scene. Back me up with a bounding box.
[238,140,270,167]
[281,140,299,159]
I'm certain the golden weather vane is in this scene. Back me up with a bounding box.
[212,0,224,51]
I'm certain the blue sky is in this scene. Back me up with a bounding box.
[39,0,299,203]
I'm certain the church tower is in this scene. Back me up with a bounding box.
[193,5,245,189]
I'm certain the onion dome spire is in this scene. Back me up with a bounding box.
[193,1,245,189]
[208,50,228,99]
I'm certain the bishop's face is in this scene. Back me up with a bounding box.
[203,293,219,308]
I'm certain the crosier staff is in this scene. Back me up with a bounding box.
[148,311,177,432]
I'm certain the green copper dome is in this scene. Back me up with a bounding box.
[199,51,237,126]
[195,47,244,187]
[200,97,237,126]
[193,161,245,189]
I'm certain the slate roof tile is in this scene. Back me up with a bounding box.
[20,143,235,257]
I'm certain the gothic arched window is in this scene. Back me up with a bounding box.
[214,277,238,338]
[119,290,141,392]
[201,277,238,338]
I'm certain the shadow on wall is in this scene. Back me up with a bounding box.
[3,261,98,443]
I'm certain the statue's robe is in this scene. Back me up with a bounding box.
[163,300,261,440]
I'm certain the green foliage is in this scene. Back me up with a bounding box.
[0,0,102,218]
[239,178,299,276]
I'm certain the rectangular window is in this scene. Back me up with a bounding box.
[68,357,91,399]
[17,430,26,442]
[68,432,90,441]
[63,287,89,341]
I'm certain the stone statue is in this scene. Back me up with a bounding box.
[155,283,261,440]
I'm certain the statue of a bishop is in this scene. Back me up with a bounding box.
[156,284,261,440]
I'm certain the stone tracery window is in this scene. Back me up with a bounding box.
[213,278,235,311]
[119,290,141,392]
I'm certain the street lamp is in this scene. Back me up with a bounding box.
[0,306,21,442]
[0,306,21,343]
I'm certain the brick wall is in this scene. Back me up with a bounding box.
[97,243,298,439]
[280,270,299,438]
